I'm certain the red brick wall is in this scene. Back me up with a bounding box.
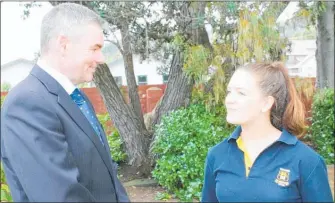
[1,85,167,115]
[81,84,167,114]
[1,92,8,97]
[0,78,316,118]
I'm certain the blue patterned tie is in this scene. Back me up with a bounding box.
[70,88,104,146]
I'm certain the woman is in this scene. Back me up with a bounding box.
[201,62,333,202]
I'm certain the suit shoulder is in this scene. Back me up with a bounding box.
[2,76,49,112]
[5,75,45,101]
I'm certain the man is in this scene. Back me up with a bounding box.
[1,3,129,202]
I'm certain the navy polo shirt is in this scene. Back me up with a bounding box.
[201,126,333,202]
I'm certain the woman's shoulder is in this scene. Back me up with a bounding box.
[206,137,231,164]
[295,140,323,161]
[294,139,328,174]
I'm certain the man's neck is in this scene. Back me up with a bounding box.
[37,56,76,94]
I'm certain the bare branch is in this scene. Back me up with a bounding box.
[104,39,124,55]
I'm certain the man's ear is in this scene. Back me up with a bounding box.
[56,34,69,56]
[261,96,275,113]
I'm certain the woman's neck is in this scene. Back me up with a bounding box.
[240,118,281,142]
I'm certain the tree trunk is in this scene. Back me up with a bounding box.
[316,1,334,89]
[120,22,146,129]
[150,2,212,130]
[150,50,194,129]
[93,64,152,175]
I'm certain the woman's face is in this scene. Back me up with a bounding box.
[225,69,271,125]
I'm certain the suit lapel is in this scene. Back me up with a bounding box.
[30,65,115,177]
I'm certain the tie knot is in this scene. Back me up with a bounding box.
[70,88,85,105]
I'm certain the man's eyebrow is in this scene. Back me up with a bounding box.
[93,44,103,49]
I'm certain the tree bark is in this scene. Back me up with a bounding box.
[150,2,212,129]
[120,22,146,129]
[316,1,334,89]
[150,50,194,129]
[93,64,152,175]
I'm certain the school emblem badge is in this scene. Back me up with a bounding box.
[275,168,290,187]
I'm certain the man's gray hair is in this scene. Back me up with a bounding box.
[40,3,105,54]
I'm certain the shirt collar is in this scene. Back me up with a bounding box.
[277,128,298,145]
[227,125,298,145]
[227,125,242,142]
[37,59,76,95]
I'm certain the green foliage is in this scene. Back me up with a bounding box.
[1,180,12,202]
[297,1,327,26]
[155,192,172,201]
[185,2,289,112]
[237,4,289,64]
[1,82,11,92]
[1,95,12,202]
[151,104,234,201]
[183,45,211,82]
[1,96,6,107]
[77,83,93,88]
[306,88,334,164]
[1,164,12,202]
[97,113,127,162]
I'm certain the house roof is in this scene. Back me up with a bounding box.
[1,58,35,70]
[276,2,300,26]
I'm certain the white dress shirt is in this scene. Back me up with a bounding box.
[36,59,76,95]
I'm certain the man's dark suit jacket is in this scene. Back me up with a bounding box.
[1,65,129,202]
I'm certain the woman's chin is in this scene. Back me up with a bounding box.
[226,116,242,125]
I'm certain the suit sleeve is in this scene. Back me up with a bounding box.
[1,91,96,202]
[201,151,218,202]
[300,157,334,202]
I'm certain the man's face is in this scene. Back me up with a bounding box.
[225,69,269,125]
[62,23,105,85]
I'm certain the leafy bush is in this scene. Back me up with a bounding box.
[1,164,12,202]
[1,95,6,107]
[306,88,334,164]
[151,104,234,201]
[1,95,12,201]
[1,82,11,92]
[97,113,127,163]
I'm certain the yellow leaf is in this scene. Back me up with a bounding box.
[240,19,249,29]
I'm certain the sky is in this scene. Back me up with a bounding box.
[1,2,53,65]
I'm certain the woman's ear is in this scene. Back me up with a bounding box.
[261,96,275,113]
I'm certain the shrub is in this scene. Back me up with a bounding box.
[97,113,127,163]
[1,95,6,107]
[151,104,234,201]
[305,88,334,164]
[1,95,12,201]
[1,82,11,92]
[1,165,12,202]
